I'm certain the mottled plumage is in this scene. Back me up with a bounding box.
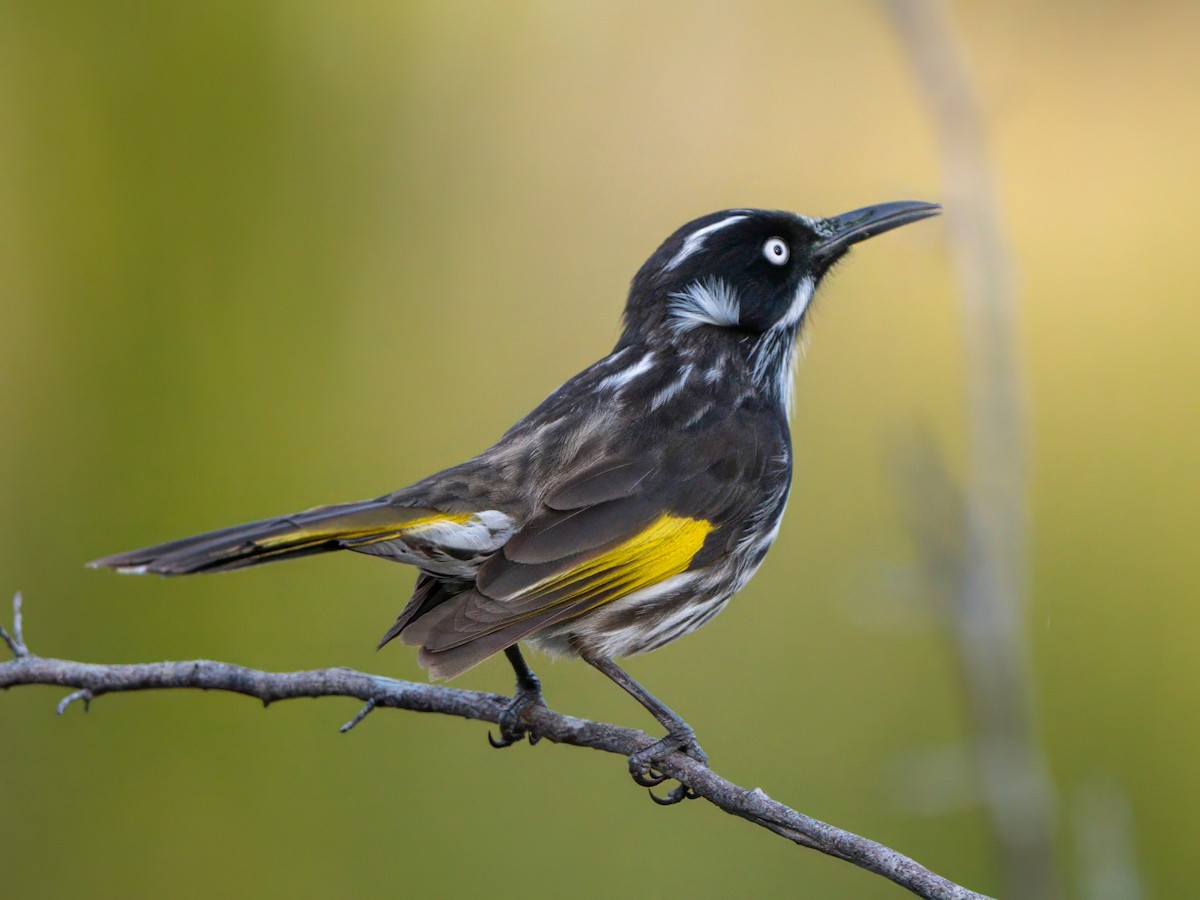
[90,201,939,797]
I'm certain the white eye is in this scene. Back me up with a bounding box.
[762,237,789,265]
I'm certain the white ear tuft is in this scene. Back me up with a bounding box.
[667,277,740,333]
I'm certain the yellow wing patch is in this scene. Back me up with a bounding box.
[514,513,713,611]
[254,510,472,552]
[342,512,474,547]
[396,513,474,532]
[405,513,716,657]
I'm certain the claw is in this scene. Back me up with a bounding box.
[488,685,545,750]
[649,783,699,806]
[487,729,515,749]
[626,725,706,804]
[629,760,670,788]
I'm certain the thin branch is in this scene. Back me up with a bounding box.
[55,687,94,715]
[1,595,989,900]
[882,2,1060,897]
[339,697,377,733]
[0,591,27,658]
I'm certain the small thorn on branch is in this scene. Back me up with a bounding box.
[56,688,95,715]
[340,698,377,733]
[1,592,30,659]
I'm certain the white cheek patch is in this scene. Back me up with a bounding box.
[777,275,816,329]
[664,215,747,271]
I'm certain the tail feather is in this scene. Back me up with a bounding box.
[88,499,438,575]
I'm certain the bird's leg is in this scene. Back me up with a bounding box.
[488,645,546,748]
[583,653,706,805]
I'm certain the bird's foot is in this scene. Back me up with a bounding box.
[487,682,546,748]
[628,724,707,805]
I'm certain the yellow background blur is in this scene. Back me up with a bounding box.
[2,2,1197,897]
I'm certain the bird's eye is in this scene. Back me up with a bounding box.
[762,237,789,266]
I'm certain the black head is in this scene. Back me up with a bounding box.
[619,201,940,346]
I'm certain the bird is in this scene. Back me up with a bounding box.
[90,200,940,802]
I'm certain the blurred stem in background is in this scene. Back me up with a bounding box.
[882,1,1059,897]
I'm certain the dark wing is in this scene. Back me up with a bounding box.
[401,409,786,679]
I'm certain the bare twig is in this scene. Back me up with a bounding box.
[883,2,1060,898]
[55,687,94,715]
[1,594,989,900]
[0,591,28,658]
[340,697,377,733]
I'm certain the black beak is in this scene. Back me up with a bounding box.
[811,200,941,258]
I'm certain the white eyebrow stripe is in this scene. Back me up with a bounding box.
[664,215,748,271]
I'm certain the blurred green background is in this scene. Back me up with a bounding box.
[2,2,1197,897]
